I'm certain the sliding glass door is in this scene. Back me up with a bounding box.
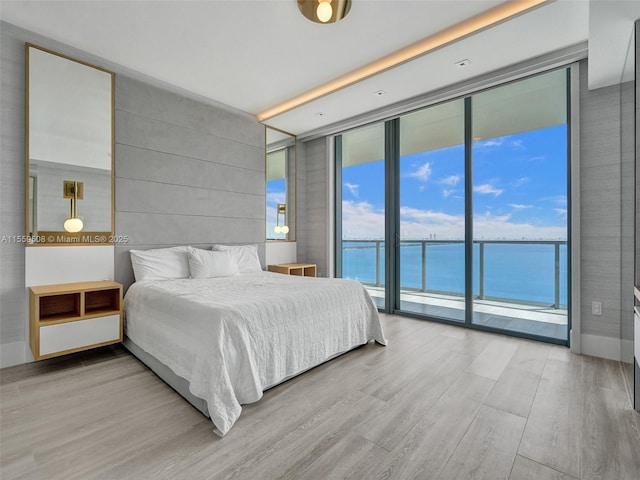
[471,70,568,340]
[398,100,466,321]
[336,68,570,344]
[336,122,386,309]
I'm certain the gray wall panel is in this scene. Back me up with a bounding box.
[114,75,265,293]
[579,60,634,340]
[116,144,264,195]
[0,25,27,346]
[115,76,263,149]
[116,213,264,246]
[116,178,263,218]
[116,109,263,172]
[619,80,635,346]
[297,138,329,277]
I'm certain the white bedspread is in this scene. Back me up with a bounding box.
[124,271,386,435]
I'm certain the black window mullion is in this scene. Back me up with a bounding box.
[464,96,473,324]
[334,135,343,279]
[385,119,400,314]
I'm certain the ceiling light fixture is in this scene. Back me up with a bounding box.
[298,0,351,25]
[317,0,332,23]
[259,0,547,121]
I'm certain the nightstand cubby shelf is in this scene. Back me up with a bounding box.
[29,281,123,360]
[268,263,317,277]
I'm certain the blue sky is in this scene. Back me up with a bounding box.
[266,178,287,240]
[341,125,568,240]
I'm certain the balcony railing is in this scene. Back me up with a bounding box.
[341,239,567,309]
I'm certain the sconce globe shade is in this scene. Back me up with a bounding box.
[282,225,290,234]
[298,0,349,24]
[64,217,84,233]
[274,225,282,234]
[317,1,333,22]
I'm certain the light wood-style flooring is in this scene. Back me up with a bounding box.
[1,314,639,479]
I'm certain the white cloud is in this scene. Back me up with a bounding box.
[555,208,567,219]
[509,203,533,210]
[344,182,359,198]
[554,196,567,207]
[341,201,566,241]
[341,201,385,239]
[442,189,455,198]
[510,139,524,149]
[472,212,566,240]
[266,191,286,205]
[440,174,461,186]
[399,206,466,239]
[475,138,504,148]
[513,177,529,187]
[542,195,567,207]
[474,184,503,196]
[409,162,432,182]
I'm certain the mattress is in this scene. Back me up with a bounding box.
[124,271,386,435]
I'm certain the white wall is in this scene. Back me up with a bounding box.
[265,242,297,266]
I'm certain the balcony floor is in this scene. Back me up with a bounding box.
[366,287,568,341]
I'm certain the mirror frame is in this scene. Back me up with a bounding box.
[265,126,296,242]
[25,43,115,246]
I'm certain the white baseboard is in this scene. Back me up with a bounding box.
[0,341,26,368]
[581,333,622,361]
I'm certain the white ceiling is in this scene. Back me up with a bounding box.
[1,0,638,137]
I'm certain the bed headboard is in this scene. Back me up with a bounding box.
[115,243,267,293]
[111,75,266,294]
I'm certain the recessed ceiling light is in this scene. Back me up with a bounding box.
[455,59,471,68]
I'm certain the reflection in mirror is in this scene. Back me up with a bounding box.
[26,44,114,245]
[266,127,296,241]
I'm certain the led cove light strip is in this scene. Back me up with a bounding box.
[257,0,548,121]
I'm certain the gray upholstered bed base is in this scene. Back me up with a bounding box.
[123,336,210,417]
[123,335,369,422]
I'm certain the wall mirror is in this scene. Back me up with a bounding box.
[266,126,296,241]
[26,44,114,246]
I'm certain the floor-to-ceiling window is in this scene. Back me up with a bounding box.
[398,99,466,321]
[336,67,570,344]
[336,122,386,308]
[471,70,568,340]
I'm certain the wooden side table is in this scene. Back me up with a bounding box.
[29,280,123,360]
[268,263,317,277]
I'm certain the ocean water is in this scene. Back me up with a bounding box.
[342,241,568,306]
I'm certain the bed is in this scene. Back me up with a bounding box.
[123,247,386,436]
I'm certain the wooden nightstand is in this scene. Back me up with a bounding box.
[268,263,317,277]
[29,280,123,360]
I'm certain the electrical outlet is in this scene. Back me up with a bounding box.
[592,301,602,315]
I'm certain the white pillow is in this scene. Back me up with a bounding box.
[187,247,239,278]
[130,246,190,282]
[211,244,262,273]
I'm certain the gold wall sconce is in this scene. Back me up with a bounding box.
[274,203,289,234]
[63,180,84,233]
